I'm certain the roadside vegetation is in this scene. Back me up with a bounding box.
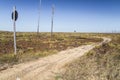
[0,31,102,71]
[60,33,120,80]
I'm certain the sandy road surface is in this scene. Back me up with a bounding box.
[0,37,111,80]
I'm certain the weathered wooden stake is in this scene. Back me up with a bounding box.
[51,4,55,40]
[13,6,17,55]
[37,0,42,35]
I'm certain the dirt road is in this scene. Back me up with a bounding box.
[0,37,111,80]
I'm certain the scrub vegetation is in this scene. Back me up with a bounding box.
[60,33,120,80]
[0,31,102,71]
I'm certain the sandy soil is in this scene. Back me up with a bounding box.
[0,37,111,80]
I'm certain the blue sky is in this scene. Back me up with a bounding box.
[0,0,120,32]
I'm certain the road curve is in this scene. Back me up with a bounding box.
[0,37,111,80]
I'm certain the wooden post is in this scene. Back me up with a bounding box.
[13,6,17,55]
[37,0,42,35]
[51,4,54,40]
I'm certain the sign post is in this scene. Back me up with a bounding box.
[12,6,18,55]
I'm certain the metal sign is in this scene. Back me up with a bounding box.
[12,10,18,21]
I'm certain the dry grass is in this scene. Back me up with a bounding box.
[0,32,102,54]
[0,31,102,71]
[60,33,120,80]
